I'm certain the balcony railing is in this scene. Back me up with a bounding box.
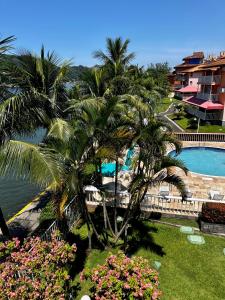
[85,191,225,218]
[198,75,221,85]
[196,92,218,101]
[186,106,222,121]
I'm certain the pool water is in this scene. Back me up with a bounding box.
[102,148,134,176]
[170,147,225,177]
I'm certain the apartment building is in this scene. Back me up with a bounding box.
[169,52,204,99]
[172,52,225,126]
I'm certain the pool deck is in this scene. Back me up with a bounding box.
[103,141,225,200]
[171,141,225,199]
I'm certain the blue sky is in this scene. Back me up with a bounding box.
[1,0,225,68]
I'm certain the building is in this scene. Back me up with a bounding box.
[183,54,225,125]
[174,52,204,90]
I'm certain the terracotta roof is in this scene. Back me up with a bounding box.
[200,58,225,68]
[175,63,200,69]
[183,52,204,60]
[183,97,224,110]
[176,85,198,93]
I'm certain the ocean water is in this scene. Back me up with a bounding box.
[170,147,225,177]
[0,128,46,219]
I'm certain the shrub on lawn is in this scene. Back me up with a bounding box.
[0,233,77,300]
[187,117,198,129]
[80,251,161,300]
[202,202,225,224]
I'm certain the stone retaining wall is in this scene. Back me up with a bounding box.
[200,220,225,234]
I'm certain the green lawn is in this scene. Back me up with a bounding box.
[169,112,225,133]
[156,98,174,113]
[159,216,199,228]
[72,221,225,300]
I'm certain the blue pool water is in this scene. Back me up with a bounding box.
[102,148,134,176]
[170,147,225,177]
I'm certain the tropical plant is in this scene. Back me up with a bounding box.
[0,46,70,143]
[80,251,161,300]
[93,37,135,77]
[82,67,107,97]
[0,35,15,56]
[112,121,188,243]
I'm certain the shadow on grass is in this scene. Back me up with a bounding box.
[126,219,166,257]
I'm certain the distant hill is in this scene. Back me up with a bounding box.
[67,65,90,81]
[1,54,90,81]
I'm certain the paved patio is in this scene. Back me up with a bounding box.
[103,141,225,200]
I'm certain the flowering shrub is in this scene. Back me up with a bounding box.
[0,233,77,300]
[80,251,161,299]
[202,202,225,224]
[0,238,20,260]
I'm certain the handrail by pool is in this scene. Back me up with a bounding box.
[174,132,225,142]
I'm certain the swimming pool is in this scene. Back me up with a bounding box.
[102,148,134,176]
[170,147,225,177]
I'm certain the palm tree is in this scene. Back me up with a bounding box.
[93,37,135,77]
[0,46,70,143]
[81,67,107,97]
[114,118,188,243]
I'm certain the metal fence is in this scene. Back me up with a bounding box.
[39,196,81,242]
[174,132,225,142]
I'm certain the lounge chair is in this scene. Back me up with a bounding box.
[159,186,170,197]
[209,190,224,201]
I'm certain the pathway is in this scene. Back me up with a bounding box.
[0,190,51,240]
[157,103,184,132]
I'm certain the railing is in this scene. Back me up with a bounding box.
[86,191,225,217]
[40,196,81,242]
[196,92,218,102]
[174,132,225,142]
[198,75,221,85]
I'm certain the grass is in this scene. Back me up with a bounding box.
[156,97,174,113]
[71,220,225,300]
[169,112,225,133]
[159,216,199,228]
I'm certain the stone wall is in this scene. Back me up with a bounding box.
[201,220,225,234]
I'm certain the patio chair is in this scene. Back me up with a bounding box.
[182,189,194,205]
[159,186,170,203]
[159,185,170,196]
[208,190,224,201]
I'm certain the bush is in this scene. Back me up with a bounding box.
[202,202,225,224]
[187,117,198,129]
[0,233,77,300]
[80,251,161,300]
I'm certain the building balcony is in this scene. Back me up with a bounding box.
[186,106,222,121]
[198,75,221,85]
[196,92,218,102]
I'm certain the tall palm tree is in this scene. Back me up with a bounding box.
[0,46,70,143]
[81,67,107,97]
[114,118,188,243]
[93,37,135,77]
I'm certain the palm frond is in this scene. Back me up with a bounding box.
[47,118,73,142]
[0,140,63,187]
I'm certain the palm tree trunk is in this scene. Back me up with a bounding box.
[99,159,102,186]
[114,157,119,234]
[0,208,10,238]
